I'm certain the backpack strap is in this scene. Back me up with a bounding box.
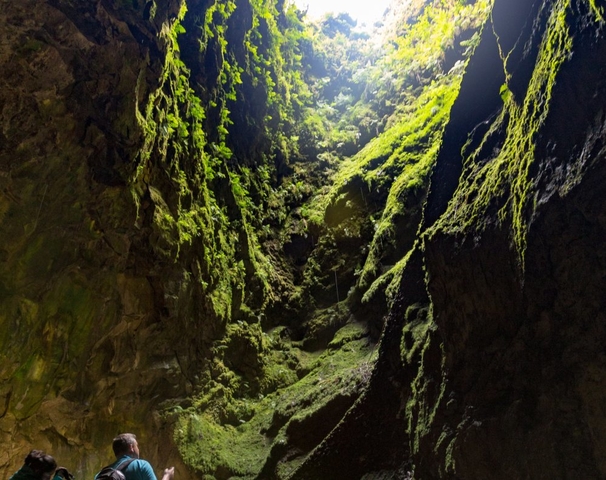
[116,458,136,472]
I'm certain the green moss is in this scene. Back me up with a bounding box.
[133,0,494,476]
[175,410,272,478]
[21,38,45,52]
[400,306,448,457]
[339,79,460,197]
[357,81,460,290]
[59,280,119,356]
[430,0,574,270]
[400,303,433,366]
[172,320,374,478]
[1,270,103,419]
[327,320,368,349]
[588,0,605,21]
[10,356,48,419]
[299,0,492,310]
[132,4,247,326]
[362,245,415,308]
[273,333,374,422]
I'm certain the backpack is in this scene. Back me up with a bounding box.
[96,458,136,480]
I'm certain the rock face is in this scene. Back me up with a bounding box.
[3,0,606,479]
[291,0,606,478]
[0,0,310,477]
[0,0,192,477]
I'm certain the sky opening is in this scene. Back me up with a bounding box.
[292,0,392,27]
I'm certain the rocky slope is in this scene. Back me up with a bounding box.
[2,0,606,479]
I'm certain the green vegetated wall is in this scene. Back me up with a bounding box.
[0,0,313,475]
[0,0,496,478]
[290,0,606,479]
[418,1,606,477]
[157,1,493,478]
[0,0,191,476]
[2,0,566,478]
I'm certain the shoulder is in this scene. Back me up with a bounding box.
[129,459,153,469]
[125,459,157,480]
[10,466,38,480]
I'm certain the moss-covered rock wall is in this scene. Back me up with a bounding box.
[0,0,306,475]
[0,0,195,476]
[0,0,347,477]
[290,0,606,478]
[7,0,606,478]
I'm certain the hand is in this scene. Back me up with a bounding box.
[55,467,74,480]
[162,467,175,480]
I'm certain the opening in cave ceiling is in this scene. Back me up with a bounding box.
[293,0,392,27]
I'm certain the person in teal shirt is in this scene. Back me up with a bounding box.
[95,433,174,480]
[10,450,73,480]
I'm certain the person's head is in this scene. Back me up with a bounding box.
[112,433,140,459]
[24,450,57,480]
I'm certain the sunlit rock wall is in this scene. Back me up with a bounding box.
[290,0,606,478]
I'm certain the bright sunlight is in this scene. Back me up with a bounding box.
[292,0,392,26]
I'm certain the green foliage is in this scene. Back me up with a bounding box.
[276,2,494,358]
[132,3,243,326]
[297,0,490,168]
[356,80,460,290]
[241,0,313,158]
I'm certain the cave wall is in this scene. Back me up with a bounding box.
[5,0,606,478]
[0,0,195,477]
[424,2,606,476]
[422,1,606,477]
[0,0,315,476]
[290,0,606,478]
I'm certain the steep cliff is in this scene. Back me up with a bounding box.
[0,0,381,476]
[290,0,606,478]
[3,0,606,479]
[0,0,191,475]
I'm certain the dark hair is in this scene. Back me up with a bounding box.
[24,450,57,477]
[112,433,137,457]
